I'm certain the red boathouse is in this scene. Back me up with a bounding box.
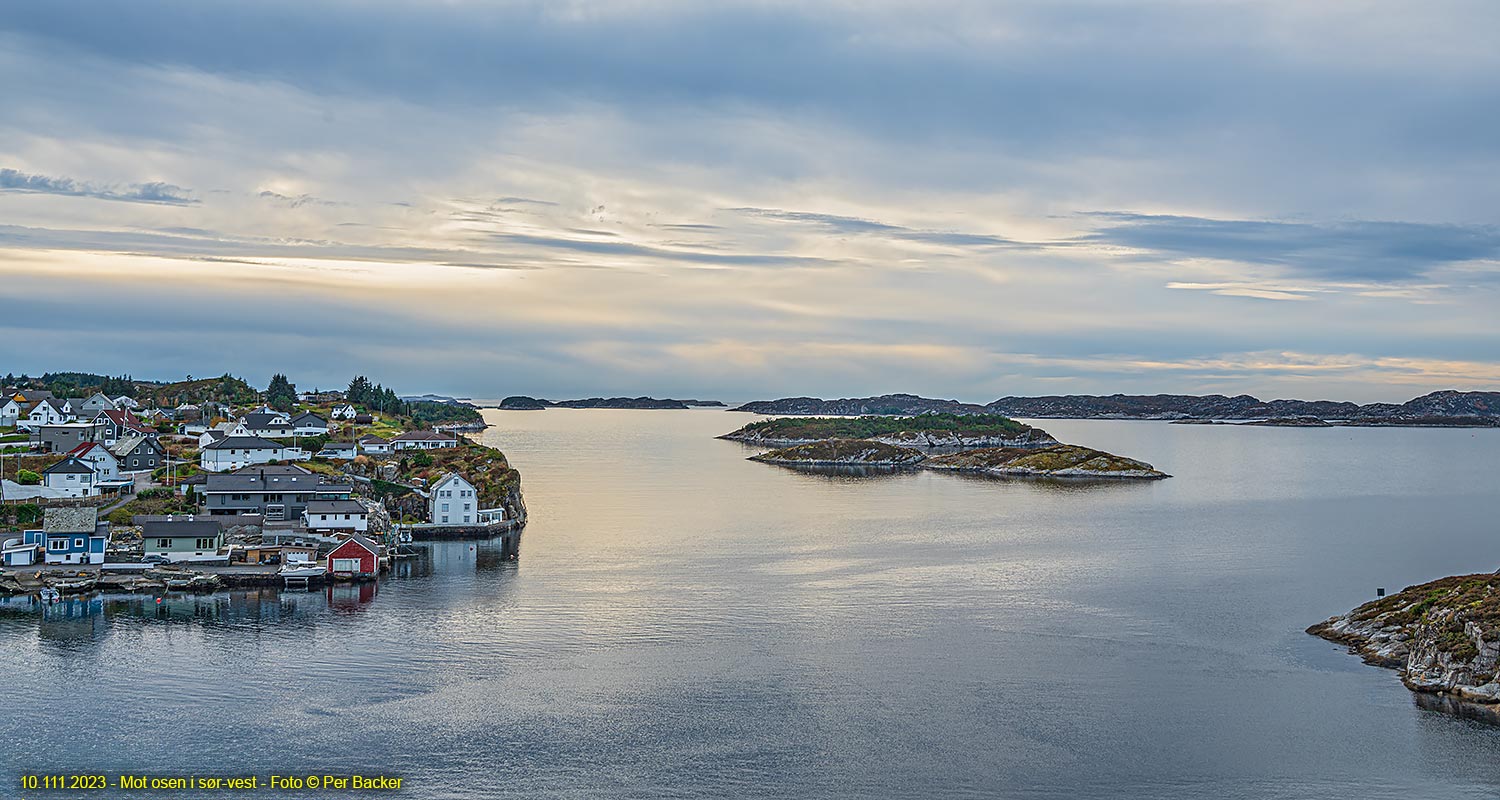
[326,534,379,576]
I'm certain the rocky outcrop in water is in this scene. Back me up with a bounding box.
[1309,574,1500,704]
[922,444,1169,479]
[750,439,926,467]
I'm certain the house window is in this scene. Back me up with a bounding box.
[442,503,449,512]
[195,538,215,549]
[74,538,84,548]
[48,538,68,551]
[157,539,172,548]
[463,503,470,511]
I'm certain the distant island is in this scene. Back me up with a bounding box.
[722,413,1057,448]
[726,414,1167,480]
[732,390,1500,428]
[1310,575,1500,709]
[495,396,725,410]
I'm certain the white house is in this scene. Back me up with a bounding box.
[330,404,358,420]
[41,456,98,497]
[429,473,478,525]
[199,435,304,472]
[317,442,357,459]
[290,411,330,435]
[23,399,70,430]
[304,499,369,533]
[0,397,27,427]
[358,434,391,454]
[74,393,117,417]
[65,442,120,483]
[389,430,460,450]
[237,411,295,438]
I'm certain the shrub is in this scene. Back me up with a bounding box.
[17,469,40,485]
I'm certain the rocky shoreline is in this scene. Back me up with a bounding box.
[1309,574,1500,705]
[745,440,1168,480]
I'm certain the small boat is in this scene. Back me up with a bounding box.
[279,562,323,578]
[37,587,61,603]
[187,574,220,589]
[51,577,98,593]
[161,576,196,590]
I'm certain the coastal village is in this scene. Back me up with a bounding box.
[0,373,524,599]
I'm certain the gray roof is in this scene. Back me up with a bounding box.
[203,435,284,450]
[241,411,287,427]
[43,456,95,475]
[110,434,162,457]
[203,471,352,493]
[306,499,368,515]
[231,463,310,475]
[290,411,328,426]
[43,506,98,533]
[140,519,222,538]
[333,533,379,554]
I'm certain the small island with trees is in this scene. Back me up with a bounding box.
[725,414,1168,480]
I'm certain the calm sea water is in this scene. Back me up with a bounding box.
[4,410,1500,799]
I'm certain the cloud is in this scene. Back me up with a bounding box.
[1081,213,1500,282]
[0,2,1497,400]
[0,167,196,205]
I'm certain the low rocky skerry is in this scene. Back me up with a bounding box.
[922,444,1169,479]
[1309,574,1500,705]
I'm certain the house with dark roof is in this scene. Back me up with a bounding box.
[237,411,296,438]
[30,421,106,453]
[22,397,71,429]
[358,434,391,454]
[317,441,357,459]
[110,435,166,472]
[199,435,303,472]
[304,499,370,533]
[290,411,330,435]
[202,469,353,521]
[94,408,153,445]
[42,456,98,497]
[141,518,226,563]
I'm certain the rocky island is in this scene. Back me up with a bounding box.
[721,413,1057,448]
[750,439,926,467]
[1309,574,1500,707]
[922,445,1169,479]
[496,396,724,410]
[728,414,1167,480]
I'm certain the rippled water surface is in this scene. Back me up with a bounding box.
[4,410,1500,798]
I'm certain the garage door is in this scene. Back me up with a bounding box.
[332,558,362,572]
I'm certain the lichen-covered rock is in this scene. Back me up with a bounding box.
[749,439,926,467]
[921,444,1169,479]
[1310,574,1500,701]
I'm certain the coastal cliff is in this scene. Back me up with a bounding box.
[1309,574,1500,703]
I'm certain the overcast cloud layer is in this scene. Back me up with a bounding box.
[1,1,1497,402]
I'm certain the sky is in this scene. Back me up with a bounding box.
[1,1,1497,404]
